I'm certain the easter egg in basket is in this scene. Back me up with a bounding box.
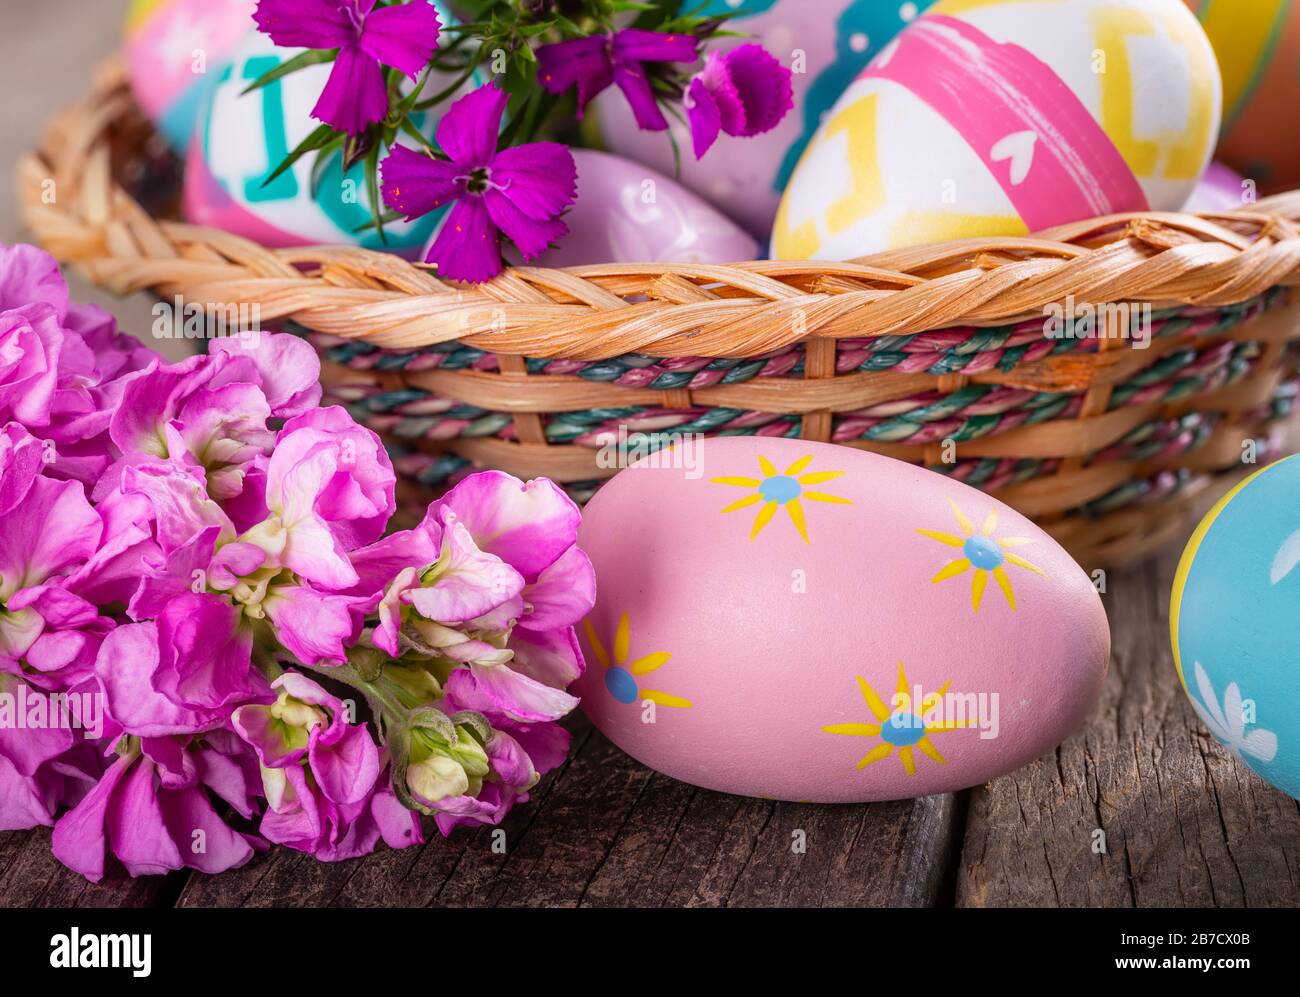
[598,0,939,240]
[183,13,469,253]
[1186,0,1300,194]
[1172,454,1300,799]
[124,0,256,154]
[572,436,1110,802]
[774,0,1222,260]
[532,150,759,266]
[1184,161,1249,212]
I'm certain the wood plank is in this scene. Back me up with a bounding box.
[0,828,179,908]
[175,715,961,907]
[957,551,1300,908]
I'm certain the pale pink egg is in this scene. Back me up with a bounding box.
[573,436,1109,802]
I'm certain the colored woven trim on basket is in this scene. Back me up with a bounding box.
[307,294,1274,388]
[321,336,1268,450]
[382,377,1297,521]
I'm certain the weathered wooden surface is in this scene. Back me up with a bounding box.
[174,715,961,908]
[958,551,1300,908]
[7,554,1300,908]
[0,827,180,908]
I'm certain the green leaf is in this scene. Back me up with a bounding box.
[240,48,338,96]
[261,123,338,189]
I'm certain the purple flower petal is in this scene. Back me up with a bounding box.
[0,476,100,600]
[519,544,595,632]
[96,623,226,737]
[210,333,322,419]
[157,782,255,875]
[0,423,44,515]
[721,43,793,137]
[483,190,567,261]
[312,44,390,136]
[613,60,669,131]
[611,28,699,65]
[154,593,261,711]
[51,753,133,882]
[425,197,502,283]
[309,723,380,806]
[381,145,463,221]
[436,84,508,169]
[535,36,614,115]
[489,143,577,222]
[446,661,578,723]
[359,0,442,80]
[432,471,580,579]
[508,625,584,689]
[0,244,68,317]
[406,516,525,624]
[687,76,722,159]
[253,0,355,49]
[263,582,366,665]
[107,755,184,877]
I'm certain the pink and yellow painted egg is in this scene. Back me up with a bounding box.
[573,436,1110,802]
[1186,0,1300,194]
[773,0,1222,260]
[124,0,256,154]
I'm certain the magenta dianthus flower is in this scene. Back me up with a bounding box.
[253,0,444,135]
[536,29,699,131]
[686,44,793,159]
[381,84,577,283]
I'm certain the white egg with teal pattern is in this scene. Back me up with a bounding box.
[183,10,469,253]
[1172,454,1300,798]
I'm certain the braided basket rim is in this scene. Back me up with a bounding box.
[15,58,1300,569]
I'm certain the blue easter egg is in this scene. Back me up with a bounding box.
[1172,454,1300,798]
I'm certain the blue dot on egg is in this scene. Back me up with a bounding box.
[880,712,927,747]
[759,475,802,504]
[605,667,639,704]
[963,533,1005,571]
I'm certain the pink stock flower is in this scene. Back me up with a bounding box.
[51,732,264,882]
[234,671,380,807]
[0,243,592,873]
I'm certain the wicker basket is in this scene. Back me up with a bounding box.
[18,60,1300,568]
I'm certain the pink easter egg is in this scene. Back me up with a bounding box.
[1183,161,1249,213]
[125,0,257,153]
[573,436,1109,802]
[532,150,758,267]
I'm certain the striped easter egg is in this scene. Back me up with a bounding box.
[773,0,1222,260]
[1187,0,1300,194]
[124,0,256,154]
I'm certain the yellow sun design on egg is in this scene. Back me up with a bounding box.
[821,662,973,776]
[711,453,852,543]
[916,500,1046,612]
[583,613,692,709]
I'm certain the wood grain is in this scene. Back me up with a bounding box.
[0,828,180,908]
[174,715,961,908]
[957,551,1300,907]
